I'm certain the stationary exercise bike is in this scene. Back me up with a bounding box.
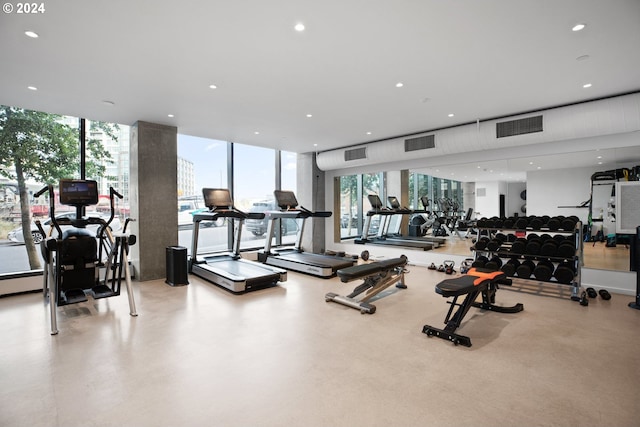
[36,179,138,335]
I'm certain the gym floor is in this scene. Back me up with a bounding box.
[0,264,638,427]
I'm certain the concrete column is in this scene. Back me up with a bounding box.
[296,153,326,253]
[129,121,178,281]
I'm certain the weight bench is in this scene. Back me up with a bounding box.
[325,255,408,314]
[422,267,523,347]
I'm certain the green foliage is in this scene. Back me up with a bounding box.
[0,106,116,182]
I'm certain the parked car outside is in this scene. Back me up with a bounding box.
[178,200,225,228]
[7,211,122,244]
[245,200,299,237]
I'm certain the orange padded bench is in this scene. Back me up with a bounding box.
[422,267,523,347]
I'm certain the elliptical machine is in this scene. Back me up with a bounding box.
[36,179,138,335]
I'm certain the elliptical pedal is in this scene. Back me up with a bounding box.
[91,284,116,299]
[60,288,87,305]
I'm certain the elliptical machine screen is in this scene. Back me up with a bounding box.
[59,179,99,206]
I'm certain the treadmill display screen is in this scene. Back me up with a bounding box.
[59,179,99,206]
[274,190,298,209]
[203,188,233,209]
[388,196,400,209]
[367,194,383,209]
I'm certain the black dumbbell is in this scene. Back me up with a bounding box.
[475,236,490,250]
[529,216,544,230]
[557,241,576,259]
[516,260,536,278]
[472,255,489,268]
[540,239,558,257]
[484,256,503,271]
[495,233,508,243]
[501,258,521,277]
[552,234,567,244]
[554,262,576,284]
[503,217,515,229]
[546,216,561,231]
[561,216,578,231]
[533,260,555,281]
[525,238,542,255]
[511,238,527,254]
[515,217,529,230]
[486,239,502,251]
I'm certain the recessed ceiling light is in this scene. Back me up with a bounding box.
[537,166,542,170]
[25,31,38,38]
[102,100,115,106]
[583,83,592,88]
[167,114,174,118]
[294,23,305,32]
[313,143,318,147]
[597,156,602,159]
[366,131,372,135]
[209,84,217,89]
[395,82,404,88]
[254,131,260,135]
[529,161,534,165]
[306,114,312,118]
[27,86,37,91]
[448,113,454,117]
[598,161,603,165]
[572,23,586,32]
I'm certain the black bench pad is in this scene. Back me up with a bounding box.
[337,256,407,283]
[436,268,506,297]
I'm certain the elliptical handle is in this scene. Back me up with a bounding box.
[110,187,123,199]
[34,186,49,198]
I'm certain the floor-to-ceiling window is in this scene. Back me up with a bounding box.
[0,106,129,275]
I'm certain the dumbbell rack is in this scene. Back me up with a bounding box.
[472,220,585,303]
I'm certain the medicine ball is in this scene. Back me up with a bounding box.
[501,258,521,277]
[554,262,576,284]
[516,260,536,279]
[484,256,503,271]
[533,260,554,281]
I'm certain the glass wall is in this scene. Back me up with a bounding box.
[0,106,129,275]
[177,135,229,254]
[177,136,297,256]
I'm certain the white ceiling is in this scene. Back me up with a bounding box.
[1,0,640,166]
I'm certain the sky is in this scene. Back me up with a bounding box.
[177,134,297,209]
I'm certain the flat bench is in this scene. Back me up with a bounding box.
[326,256,408,314]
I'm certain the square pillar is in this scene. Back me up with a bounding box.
[129,121,178,281]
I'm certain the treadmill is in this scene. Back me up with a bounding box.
[257,190,356,278]
[189,188,287,293]
[385,196,447,247]
[354,194,438,250]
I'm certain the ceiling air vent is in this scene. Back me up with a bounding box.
[496,115,543,138]
[404,135,435,152]
[344,147,367,161]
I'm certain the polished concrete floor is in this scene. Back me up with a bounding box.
[1,264,639,427]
